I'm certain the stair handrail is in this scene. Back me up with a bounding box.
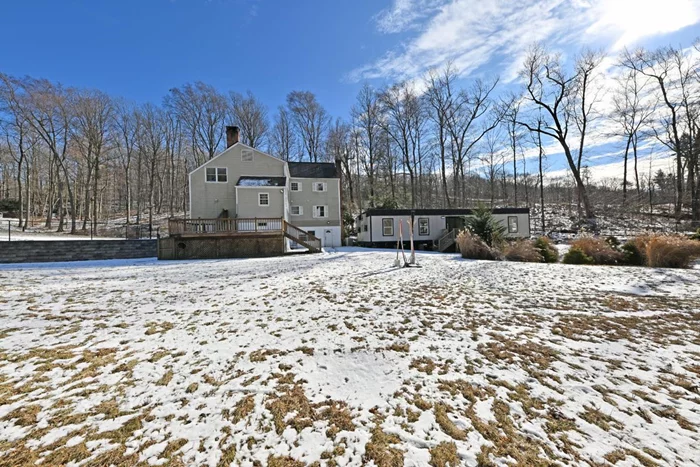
[283,220,322,252]
[437,229,458,252]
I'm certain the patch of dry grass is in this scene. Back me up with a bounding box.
[429,441,460,467]
[363,418,404,467]
[434,403,467,440]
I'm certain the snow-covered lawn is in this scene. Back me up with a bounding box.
[0,249,698,466]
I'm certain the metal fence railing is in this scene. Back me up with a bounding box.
[0,218,161,241]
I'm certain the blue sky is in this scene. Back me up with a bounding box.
[2,0,700,176]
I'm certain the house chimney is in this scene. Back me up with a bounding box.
[226,126,240,148]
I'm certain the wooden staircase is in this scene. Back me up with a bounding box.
[437,229,458,252]
[283,221,322,253]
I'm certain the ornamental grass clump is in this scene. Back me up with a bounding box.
[456,230,502,260]
[641,235,700,268]
[503,240,543,262]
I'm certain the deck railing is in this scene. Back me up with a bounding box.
[169,217,284,236]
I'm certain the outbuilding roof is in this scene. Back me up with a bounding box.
[358,207,530,218]
[288,162,339,179]
[236,176,287,187]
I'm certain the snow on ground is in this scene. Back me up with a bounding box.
[0,249,699,466]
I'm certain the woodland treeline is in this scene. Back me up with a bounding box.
[1,41,699,234]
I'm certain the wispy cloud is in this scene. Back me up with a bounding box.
[374,0,444,33]
[351,0,700,82]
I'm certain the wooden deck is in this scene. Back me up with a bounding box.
[167,217,322,253]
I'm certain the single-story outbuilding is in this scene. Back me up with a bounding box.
[355,207,530,250]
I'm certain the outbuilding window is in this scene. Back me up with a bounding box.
[259,193,269,206]
[206,167,228,183]
[418,218,429,236]
[508,216,518,233]
[382,218,394,236]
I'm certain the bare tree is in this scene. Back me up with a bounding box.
[229,90,269,148]
[351,84,382,204]
[621,47,688,221]
[270,106,296,161]
[425,66,455,206]
[286,91,329,162]
[379,82,422,207]
[326,118,355,205]
[164,82,227,165]
[113,100,138,223]
[610,68,656,205]
[0,75,34,229]
[136,104,164,236]
[17,77,78,232]
[518,45,596,221]
[500,94,525,206]
[445,77,501,205]
[73,89,114,233]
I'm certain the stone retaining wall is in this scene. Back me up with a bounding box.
[0,240,157,263]
[158,235,284,260]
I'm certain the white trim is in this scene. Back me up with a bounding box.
[258,192,270,207]
[188,172,192,218]
[205,166,228,183]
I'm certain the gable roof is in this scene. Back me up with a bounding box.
[288,162,339,179]
[188,142,284,177]
[236,176,287,187]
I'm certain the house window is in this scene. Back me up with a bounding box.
[418,218,429,236]
[508,216,518,233]
[217,168,227,182]
[241,150,253,162]
[291,205,303,216]
[312,182,327,192]
[363,224,368,232]
[313,205,327,218]
[382,218,393,236]
[259,193,269,206]
[291,181,301,192]
[206,167,228,183]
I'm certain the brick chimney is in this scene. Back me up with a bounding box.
[226,126,240,148]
